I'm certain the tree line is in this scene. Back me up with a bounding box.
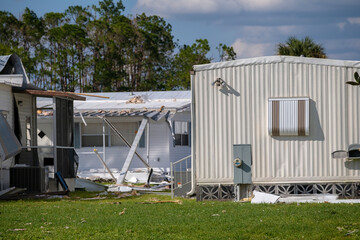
[0,0,236,92]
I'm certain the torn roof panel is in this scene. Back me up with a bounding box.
[38,91,191,112]
[73,109,175,122]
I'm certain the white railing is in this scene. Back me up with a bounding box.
[170,155,191,198]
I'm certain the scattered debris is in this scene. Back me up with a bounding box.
[108,186,133,193]
[240,197,253,202]
[126,96,144,104]
[211,214,220,217]
[0,187,26,199]
[278,194,338,203]
[105,202,121,205]
[8,229,26,232]
[119,208,127,215]
[81,196,107,201]
[345,229,359,236]
[251,191,280,204]
[81,218,86,223]
[139,198,182,205]
[127,177,139,184]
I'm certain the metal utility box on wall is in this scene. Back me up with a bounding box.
[233,144,252,184]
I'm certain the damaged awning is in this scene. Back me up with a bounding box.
[23,89,86,101]
[74,109,176,122]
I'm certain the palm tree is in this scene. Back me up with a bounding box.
[277,36,327,58]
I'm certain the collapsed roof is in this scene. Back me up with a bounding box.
[38,91,191,121]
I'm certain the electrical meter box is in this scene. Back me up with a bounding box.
[233,144,252,184]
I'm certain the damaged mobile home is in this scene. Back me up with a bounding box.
[0,54,85,194]
[37,91,191,183]
[190,56,360,200]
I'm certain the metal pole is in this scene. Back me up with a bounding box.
[117,118,148,184]
[53,97,57,174]
[146,121,150,164]
[102,117,150,168]
[170,162,173,199]
[94,149,116,182]
[102,119,106,172]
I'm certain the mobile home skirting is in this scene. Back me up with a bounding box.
[193,56,360,184]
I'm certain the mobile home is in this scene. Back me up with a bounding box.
[190,56,360,200]
[37,91,191,182]
[0,54,84,193]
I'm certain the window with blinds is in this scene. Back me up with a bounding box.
[174,121,190,146]
[268,97,309,136]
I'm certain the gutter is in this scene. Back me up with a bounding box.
[187,70,196,196]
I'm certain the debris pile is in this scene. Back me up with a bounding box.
[126,96,144,104]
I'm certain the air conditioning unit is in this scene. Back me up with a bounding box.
[10,167,48,193]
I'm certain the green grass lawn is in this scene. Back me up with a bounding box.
[1,193,360,239]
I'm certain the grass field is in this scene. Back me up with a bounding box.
[1,192,360,239]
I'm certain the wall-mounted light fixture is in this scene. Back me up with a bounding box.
[212,78,225,87]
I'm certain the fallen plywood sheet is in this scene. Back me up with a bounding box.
[75,178,108,192]
[251,190,280,204]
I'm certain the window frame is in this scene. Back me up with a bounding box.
[173,121,191,147]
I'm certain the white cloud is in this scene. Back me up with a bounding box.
[277,25,299,35]
[348,17,360,24]
[337,22,346,30]
[135,0,292,16]
[239,25,301,41]
[232,39,273,58]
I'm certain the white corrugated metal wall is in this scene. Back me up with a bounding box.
[194,57,360,184]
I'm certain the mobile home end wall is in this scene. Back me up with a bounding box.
[194,58,360,184]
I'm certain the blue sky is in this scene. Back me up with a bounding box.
[2,0,360,61]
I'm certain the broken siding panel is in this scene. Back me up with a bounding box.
[13,93,32,146]
[0,84,13,129]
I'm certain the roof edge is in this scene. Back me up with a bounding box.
[193,55,360,71]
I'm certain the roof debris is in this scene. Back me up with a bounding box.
[126,96,144,104]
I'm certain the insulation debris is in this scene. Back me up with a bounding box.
[126,96,144,104]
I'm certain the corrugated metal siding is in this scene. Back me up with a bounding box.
[0,84,13,129]
[194,60,360,184]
